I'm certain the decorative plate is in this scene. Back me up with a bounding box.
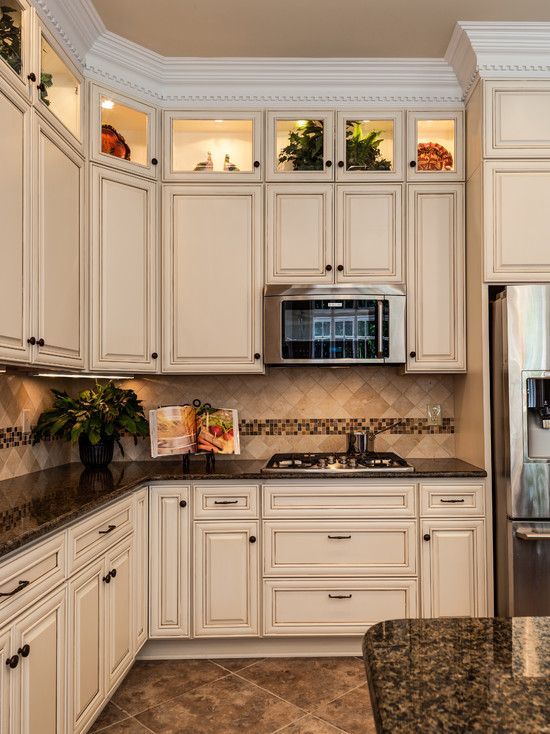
[417,142,453,172]
[101,124,131,161]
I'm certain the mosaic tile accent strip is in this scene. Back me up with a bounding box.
[239,417,454,436]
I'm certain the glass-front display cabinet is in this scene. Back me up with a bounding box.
[0,0,32,97]
[90,85,158,177]
[266,111,334,181]
[37,25,82,147]
[335,111,403,181]
[163,111,262,181]
[407,111,464,181]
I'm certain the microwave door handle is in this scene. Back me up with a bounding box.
[376,300,384,358]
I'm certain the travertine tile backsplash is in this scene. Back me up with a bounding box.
[0,367,455,480]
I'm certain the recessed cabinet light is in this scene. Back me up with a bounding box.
[34,373,134,380]
[101,99,115,110]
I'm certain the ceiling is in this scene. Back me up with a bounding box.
[92,0,550,58]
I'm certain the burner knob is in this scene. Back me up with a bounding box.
[318,459,327,468]
[348,457,357,468]
[326,455,335,464]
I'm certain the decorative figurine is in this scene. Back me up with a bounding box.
[194,151,214,171]
[223,154,240,172]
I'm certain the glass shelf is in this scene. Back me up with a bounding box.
[343,118,394,172]
[415,118,456,173]
[40,34,80,139]
[0,1,23,79]
[171,118,254,174]
[100,96,148,166]
[275,119,325,172]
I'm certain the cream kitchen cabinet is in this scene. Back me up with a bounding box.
[149,485,190,637]
[266,183,403,284]
[90,165,159,373]
[406,184,465,372]
[134,488,149,651]
[193,521,259,637]
[104,537,133,693]
[266,111,334,182]
[162,185,263,373]
[407,110,464,182]
[0,0,33,100]
[0,629,10,734]
[421,519,487,617]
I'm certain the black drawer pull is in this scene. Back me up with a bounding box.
[6,655,19,669]
[214,499,239,505]
[18,644,30,658]
[328,535,351,540]
[0,580,30,597]
[103,572,111,584]
[110,568,117,578]
[439,498,465,504]
[328,593,352,599]
[98,524,116,535]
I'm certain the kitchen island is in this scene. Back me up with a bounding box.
[363,616,550,733]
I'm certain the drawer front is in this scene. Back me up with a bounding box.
[68,496,134,574]
[0,533,66,627]
[264,578,418,636]
[263,520,417,576]
[420,483,485,517]
[193,483,259,519]
[263,483,416,518]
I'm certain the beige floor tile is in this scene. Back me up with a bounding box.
[314,684,376,734]
[275,714,345,733]
[211,657,265,672]
[89,702,129,732]
[93,719,151,734]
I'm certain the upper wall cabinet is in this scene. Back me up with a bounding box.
[163,111,262,182]
[407,111,464,181]
[34,22,83,151]
[335,111,404,181]
[266,111,334,181]
[90,85,158,178]
[484,80,550,158]
[0,0,32,99]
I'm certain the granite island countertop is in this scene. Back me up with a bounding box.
[363,616,550,733]
[0,457,486,560]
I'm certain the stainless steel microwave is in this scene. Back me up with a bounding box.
[264,285,406,365]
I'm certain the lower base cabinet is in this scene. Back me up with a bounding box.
[0,630,10,734]
[193,521,259,637]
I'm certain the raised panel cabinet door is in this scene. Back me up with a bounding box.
[67,559,104,734]
[149,485,190,637]
[13,588,66,734]
[0,629,11,734]
[104,537,133,693]
[335,184,403,282]
[163,186,263,372]
[0,80,31,363]
[421,519,487,618]
[0,0,33,100]
[406,184,465,372]
[134,488,149,651]
[484,161,550,281]
[266,184,334,283]
[91,166,158,372]
[33,116,84,368]
[194,521,259,637]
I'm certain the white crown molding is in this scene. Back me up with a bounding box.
[33,0,104,65]
[447,21,550,99]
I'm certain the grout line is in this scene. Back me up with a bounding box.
[131,716,157,734]
[232,670,312,716]
[269,713,309,734]
[209,657,266,674]
[313,679,371,711]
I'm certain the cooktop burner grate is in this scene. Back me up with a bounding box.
[261,451,414,473]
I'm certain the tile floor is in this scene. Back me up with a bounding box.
[90,657,376,734]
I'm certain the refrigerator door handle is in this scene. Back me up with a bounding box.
[516,530,550,540]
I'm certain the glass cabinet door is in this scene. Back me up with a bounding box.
[38,31,81,143]
[91,85,157,176]
[266,111,334,181]
[336,111,403,181]
[407,111,464,181]
[164,111,262,181]
[0,0,31,97]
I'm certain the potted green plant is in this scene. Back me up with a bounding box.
[0,5,22,73]
[345,122,392,171]
[278,120,324,171]
[32,381,149,469]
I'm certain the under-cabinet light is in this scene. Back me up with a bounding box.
[214,119,224,123]
[296,120,307,127]
[101,99,115,110]
[34,373,134,380]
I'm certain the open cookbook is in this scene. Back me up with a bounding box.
[149,404,240,458]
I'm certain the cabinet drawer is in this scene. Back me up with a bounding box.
[67,496,134,574]
[263,520,416,576]
[263,483,416,518]
[193,484,259,519]
[420,483,485,517]
[264,578,418,636]
[0,534,66,627]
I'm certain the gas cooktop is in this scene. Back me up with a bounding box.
[262,452,414,473]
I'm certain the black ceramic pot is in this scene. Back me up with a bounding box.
[78,435,114,468]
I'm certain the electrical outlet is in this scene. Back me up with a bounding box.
[427,403,442,426]
[21,409,31,434]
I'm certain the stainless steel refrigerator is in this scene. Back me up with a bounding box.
[491,285,550,616]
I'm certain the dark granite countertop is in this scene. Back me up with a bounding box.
[363,617,550,733]
[0,457,485,560]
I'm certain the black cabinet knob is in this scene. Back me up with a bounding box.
[18,645,30,658]
[110,568,117,578]
[37,338,45,347]
[325,160,332,168]
[253,161,260,168]
[179,499,187,508]
[325,264,332,272]
[27,72,36,82]
[338,161,345,168]
[337,265,344,272]
[151,158,158,165]
[27,336,36,345]
[410,351,416,359]
[37,82,46,93]
[409,160,417,168]
[103,573,111,584]
[249,536,257,543]
[254,353,261,360]
[6,655,19,669]
[423,533,431,542]
[151,352,158,359]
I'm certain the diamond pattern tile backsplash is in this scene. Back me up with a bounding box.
[0,367,455,480]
